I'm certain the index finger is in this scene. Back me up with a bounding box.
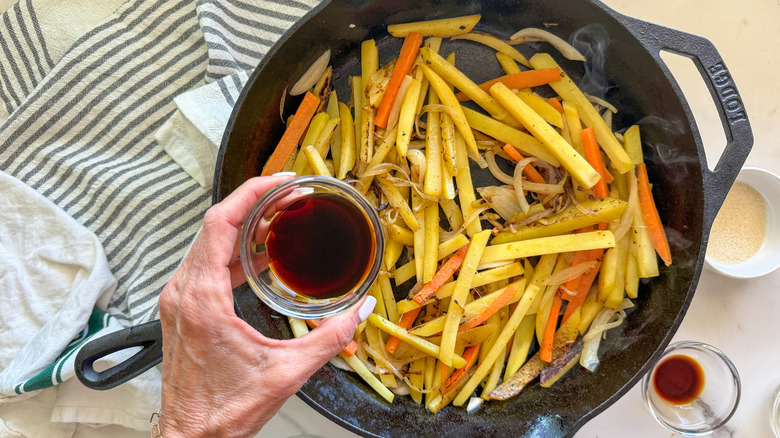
[197,174,296,268]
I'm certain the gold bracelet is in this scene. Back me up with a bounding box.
[150,409,162,438]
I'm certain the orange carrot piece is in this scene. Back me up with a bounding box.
[637,162,672,266]
[458,285,518,332]
[502,144,546,184]
[559,250,591,302]
[455,68,562,101]
[261,92,320,176]
[385,307,423,354]
[581,127,609,198]
[540,291,563,362]
[561,249,603,323]
[306,319,359,357]
[374,32,423,129]
[441,344,481,394]
[412,244,469,305]
[546,97,564,114]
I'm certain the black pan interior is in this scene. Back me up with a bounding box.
[217,0,706,436]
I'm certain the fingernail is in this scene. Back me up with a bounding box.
[293,187,315,196]
[358,295,377,322]
[273,171,296,177]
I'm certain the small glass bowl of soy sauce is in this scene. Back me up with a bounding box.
[642,341,741,436]
[240,175,384,319]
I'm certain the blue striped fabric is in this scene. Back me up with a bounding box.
[0,0,321,330]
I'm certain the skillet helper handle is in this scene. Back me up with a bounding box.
[75,319,163,391]
[618,15,754,226]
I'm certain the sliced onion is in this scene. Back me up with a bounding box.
[362,343,405,380]
[476,260,514,270]
[476,185,523,221]
[580,298,634,372]
[386,75,413,132]
[329,355,353,372]
[586,93,618,113]
[279,86,287,122]
[289,49,331,96]
[580,307,619,372]
[467,397,485,414]
[391,380,411,396]
[508,28,586,62]
[439,204,492,242]
[514,206,554,227]
[485,151,514,185]
[512,163,530,214]
[406,149,427,187]
[419,104,467,126]
[540,261,598,285]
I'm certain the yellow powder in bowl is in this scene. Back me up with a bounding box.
[707,181,767,264]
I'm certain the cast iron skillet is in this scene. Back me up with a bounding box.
[76,0,752,436]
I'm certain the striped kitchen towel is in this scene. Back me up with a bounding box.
[0,0,323,430]
[0,0,322,325]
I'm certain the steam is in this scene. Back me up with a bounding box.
[569,23,613,98]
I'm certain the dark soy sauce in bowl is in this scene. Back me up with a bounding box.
[653,354,705,405]
[265,192,375,300]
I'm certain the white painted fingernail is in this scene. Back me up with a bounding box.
[293,187,315,196]
[273,172,296,177]
[358,295,377,322]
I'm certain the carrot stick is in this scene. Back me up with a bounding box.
[637,162,672,266]
[261,92,320,176]
[455,68,561,101]
[540,291,563,362]
[385,307,422,354]
[561,249,603,323]
[375,32,423,129]
[581,127,609,197]
[458,285,518,332]
[502,144,546,184]
[559,250,591,302]
[412,244,469,305]
[305,319,359,357]
[441,344,481,394]
[546,97,564,114]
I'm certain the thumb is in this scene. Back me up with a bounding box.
[290,296,376,372]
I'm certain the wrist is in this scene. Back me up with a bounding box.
[152,409,187,438]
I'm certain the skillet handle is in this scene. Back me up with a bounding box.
[74,319,163,391]
[616,15,753,226]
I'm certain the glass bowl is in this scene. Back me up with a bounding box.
[771,385,780,438]
[240,176,384,319]
[642,341,740,436]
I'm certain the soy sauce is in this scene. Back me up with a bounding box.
[653,354,705,404]
[265,193,374,300]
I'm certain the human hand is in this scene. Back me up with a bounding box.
[157,174,376,438]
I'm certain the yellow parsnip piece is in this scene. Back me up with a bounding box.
[489,82,600,188]
[387,14,480,38]
[418,63,482,161]
[480,231,616,265]
[396,77,422,157]
[491,198,628,244]
[439,230,491,367]
[420,47,515,127]
[452,284,541,406]
[529,53,633,174]
[368,314,467,368]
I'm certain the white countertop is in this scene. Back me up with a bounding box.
[261,1,780,437]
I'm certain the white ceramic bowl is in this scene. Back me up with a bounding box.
[704,167,780,278]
